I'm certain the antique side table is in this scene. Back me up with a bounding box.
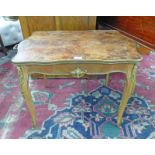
[12,30,142,127]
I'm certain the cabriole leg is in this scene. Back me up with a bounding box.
[17,66,37,128]
[105,74,109,86]
[117,65,136,127]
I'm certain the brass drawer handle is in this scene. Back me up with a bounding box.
[71,67,87,78]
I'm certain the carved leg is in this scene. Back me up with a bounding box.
[105,74,109,86]
[43,74,48,88]
[117,65,136,127]
[130,65,137,95]
[17,66,37,128]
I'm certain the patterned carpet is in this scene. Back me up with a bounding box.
[0,51,155,138]
[25,86,155,139]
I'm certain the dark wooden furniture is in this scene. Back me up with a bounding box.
[101,16,155,50]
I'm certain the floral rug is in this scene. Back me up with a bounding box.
[0,51,155,139]
[25,86,155,139]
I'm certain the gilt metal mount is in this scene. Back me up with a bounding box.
[71,67,87,78]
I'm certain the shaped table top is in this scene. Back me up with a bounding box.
[12,30,142,64]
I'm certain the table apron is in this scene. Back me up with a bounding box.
[19,63,135,76]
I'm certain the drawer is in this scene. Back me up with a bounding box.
[26,63,133,78]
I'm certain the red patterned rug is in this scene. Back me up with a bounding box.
[0,52,155,138]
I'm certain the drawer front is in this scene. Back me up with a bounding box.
[26,63,133,77]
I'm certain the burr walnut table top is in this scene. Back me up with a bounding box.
[12,30,142,64]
